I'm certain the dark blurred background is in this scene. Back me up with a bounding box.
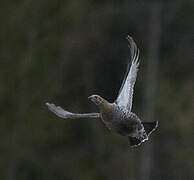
[0,0,194,179]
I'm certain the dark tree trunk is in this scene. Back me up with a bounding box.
[5,156,17,180]
[138,2,162,180]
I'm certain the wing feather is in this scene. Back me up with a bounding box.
[115,36,140,111]
[46,103,100,119]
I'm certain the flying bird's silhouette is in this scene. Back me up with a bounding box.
[46,35,158,147]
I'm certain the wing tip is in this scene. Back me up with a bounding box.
[126,34,140,63]
[45,102,55,108]
[126,35,134,45]
[126,34,133,40]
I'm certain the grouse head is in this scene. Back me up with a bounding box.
[88,95,106,106]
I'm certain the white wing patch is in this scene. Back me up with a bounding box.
[115,36,140,111]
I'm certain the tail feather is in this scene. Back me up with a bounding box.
[142,121,158,136]
[128,136,142,147]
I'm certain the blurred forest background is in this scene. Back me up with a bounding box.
[0,0,194,179]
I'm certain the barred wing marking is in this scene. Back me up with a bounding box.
[115,36,140,111]
[46,103,100,119]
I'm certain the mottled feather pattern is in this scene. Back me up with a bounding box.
[46,35,158,148]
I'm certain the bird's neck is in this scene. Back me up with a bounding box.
[98,100,114,114]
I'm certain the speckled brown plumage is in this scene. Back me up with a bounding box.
[46,35,158,147]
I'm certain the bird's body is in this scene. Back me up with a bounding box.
[46,35,158,147]
[88,95,149,146]
[99,102,139,135]
[102,107,144,138]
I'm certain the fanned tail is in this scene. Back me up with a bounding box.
[128,136,142,147]
[142,121,158,136]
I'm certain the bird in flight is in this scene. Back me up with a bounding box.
[46,35,158,147]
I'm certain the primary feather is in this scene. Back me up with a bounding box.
[46,103,100,119]
[115,35,140,111]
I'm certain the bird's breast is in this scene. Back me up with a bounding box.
[100,105,120,123]
[100,106,142,136]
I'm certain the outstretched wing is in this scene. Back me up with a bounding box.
[46,103,100,119]
[115,35,140,111]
